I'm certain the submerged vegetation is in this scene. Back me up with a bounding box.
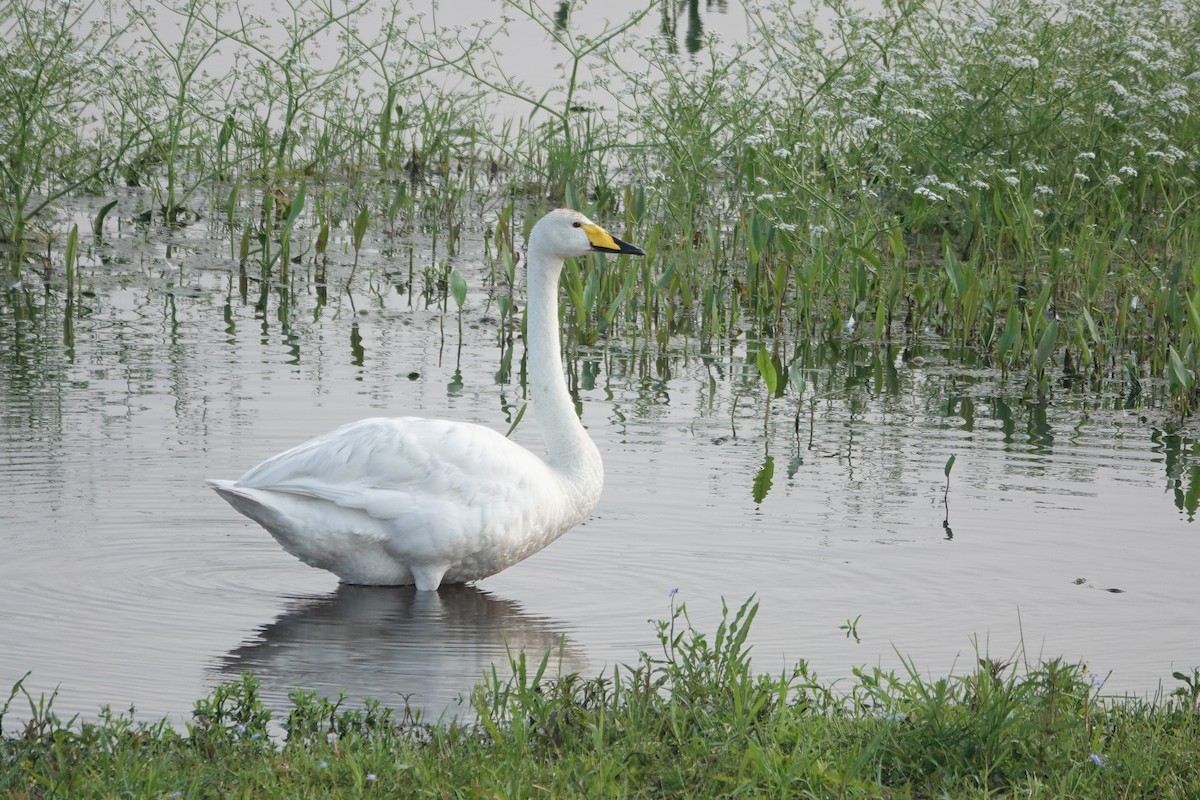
[3,598,1200,797]
[2,0,1200,415]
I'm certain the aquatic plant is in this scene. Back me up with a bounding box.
[0,0,137,251]
[3,0,1200,415]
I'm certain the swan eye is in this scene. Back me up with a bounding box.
[572,221,582,228]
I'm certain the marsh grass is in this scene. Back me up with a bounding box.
[3,0,1200,415]
[3,598,1199,798]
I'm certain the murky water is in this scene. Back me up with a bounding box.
[3,190,1200,728]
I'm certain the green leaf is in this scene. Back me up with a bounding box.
[1186,293,1200,341]
[64,224,78,292]
[283,181,305,230]
[1081,305,1102,345]
[943,244,965,298]
[787,455,803,478]
[1168,345,1192,393]
[756,345,778,394]
[944,453,956,478]
[449,268,467,309]
[849,246,882,270]
[505,402,528,437]
[752,455,775,504]
[352,206,370,251]
[315,220,329,256]
[996,302,1021,361]
[604,269,636,326]
[582,268,599,313]
[787,359,806,396]
[92,200,118,238]
[1034,319,1058,375]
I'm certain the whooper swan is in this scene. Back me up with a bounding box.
[208,208,645,590]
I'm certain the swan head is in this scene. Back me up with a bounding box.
[528,208,645,263]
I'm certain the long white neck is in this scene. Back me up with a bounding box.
[525,252,603,496]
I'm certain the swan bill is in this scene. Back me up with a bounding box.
[582,223,646,256]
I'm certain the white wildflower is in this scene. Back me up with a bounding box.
[1077,151,1096,160]
[878,69,914,86]
[1033,208,1044,217]
[914,186,943,202]
[897,106,931,120]
[1003,175,1021,187]
[776,222,797,232]
[1119,165,1138,176]
[851,116,884,134]
[1034,185,1054,197]
[967,15,996,34]
[1106,174,1123,185]
[1074,172,1090,181]
[809,224,829,238]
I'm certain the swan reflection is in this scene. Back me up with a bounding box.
[218,584,586,720]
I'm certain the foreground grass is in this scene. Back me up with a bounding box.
[3,600,1199,799]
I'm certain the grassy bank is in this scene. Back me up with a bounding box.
[3,599,1199,798]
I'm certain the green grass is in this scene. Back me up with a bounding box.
[3,0,1200,413]
[3,598,1199,798]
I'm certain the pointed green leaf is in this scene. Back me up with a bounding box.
[449,268,467,309]
[756,345,778,394]
[752,455,775,504]
[315,219,329,256]
[284,182,306,229]
[1034,318,1058,375]
[1168,345,1192,393]
[787,359,806,396]
[92,200,118,238]
[352,206,370,251]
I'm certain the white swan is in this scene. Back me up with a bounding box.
[208,208,645,590]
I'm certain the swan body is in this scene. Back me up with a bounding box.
[208,209,645,590]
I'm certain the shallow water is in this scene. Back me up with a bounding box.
[2,198,1200,729]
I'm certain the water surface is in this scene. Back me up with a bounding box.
[2,203,1198,727]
